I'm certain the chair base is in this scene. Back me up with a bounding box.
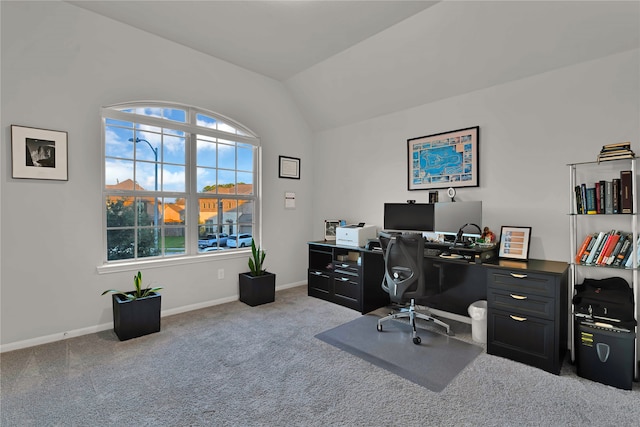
[376,298,453,344]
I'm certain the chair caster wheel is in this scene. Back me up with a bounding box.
[413,336,421,345]
[377,324,383,332]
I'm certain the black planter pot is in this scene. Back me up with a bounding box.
[111,292,161,341]
[239,272,276,306]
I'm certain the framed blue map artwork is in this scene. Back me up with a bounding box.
[407,126,479,190]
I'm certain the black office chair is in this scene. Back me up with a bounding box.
[376,232,451,344]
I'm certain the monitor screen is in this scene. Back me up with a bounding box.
[383,203,434,232]
[433,201,482,237]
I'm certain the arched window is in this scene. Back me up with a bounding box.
[102,102,260,262]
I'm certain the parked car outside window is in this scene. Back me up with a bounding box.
[198,233,229,248]
[227,234,252,248]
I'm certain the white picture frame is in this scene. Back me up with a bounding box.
[11,125,68,181]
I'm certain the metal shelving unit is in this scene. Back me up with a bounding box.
[568,158,638,379]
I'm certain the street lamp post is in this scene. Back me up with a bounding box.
[129,137,158,251]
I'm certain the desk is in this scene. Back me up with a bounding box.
[307,241,569,374]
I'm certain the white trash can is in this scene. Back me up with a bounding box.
[468,300,488,344]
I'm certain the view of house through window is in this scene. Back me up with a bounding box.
[103,103,259,262]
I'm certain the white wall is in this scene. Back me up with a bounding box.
[312,49,640,262]
[0,1,313,348]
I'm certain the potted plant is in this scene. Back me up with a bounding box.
[239,239,276,306]
[101,271,163,341]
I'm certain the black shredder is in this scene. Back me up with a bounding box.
[573,277,636,390]
[576,322,635,390]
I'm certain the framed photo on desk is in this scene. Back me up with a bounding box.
[498,226,531,260]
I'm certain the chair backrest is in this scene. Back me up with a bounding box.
[380,232,425,303]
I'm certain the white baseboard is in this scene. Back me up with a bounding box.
[0,282,307,353]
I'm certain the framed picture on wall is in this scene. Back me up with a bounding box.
[408,126,479,190]
[11,125,68,181]
[279,155,300,179]
[498,226,532,260]
[324,220,340,241]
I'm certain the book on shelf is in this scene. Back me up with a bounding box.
[575,234,593,263]
[574,185,584,214]
[620,170,633,214]
[594,182,601,214]
[585,231,607,264]
[585,187,597,214]
[596,231,620,265]
[604,181,613,214]
[612,178,621,213]
[623,239,640,268]
[580,233,599,264]
[612,237,633,267]
[606,233,628,265]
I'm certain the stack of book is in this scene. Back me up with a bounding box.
[575,230,639,268]
[597,142,635,163]
[574,170,633,214]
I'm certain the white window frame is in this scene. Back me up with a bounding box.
[98,101,261,273]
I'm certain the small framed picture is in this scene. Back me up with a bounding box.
[498,226,532,260]
[11,125,68,181]
[279,155,300,179]
[429,191,439,203]
[324,220,340,241]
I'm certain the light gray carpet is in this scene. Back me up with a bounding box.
[316,314,482,392]
[2,285,639,426]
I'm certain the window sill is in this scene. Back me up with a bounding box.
[96,250,250,275]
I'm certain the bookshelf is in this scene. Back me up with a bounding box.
[568,157,638,380]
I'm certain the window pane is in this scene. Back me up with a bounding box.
[218,122,237,134]
[137,228,159,258]
[196,113,217,129]
[164,227,185,255]
[134,136,160,162]
[137,197,159,227]
[135,161,159,191]
[217,169,236,187]
[197,167,216,192]
[218,141,236,169]
[197,137,217,168]
[163,134,186,165]
[237,145,253,172]
[105,159,134,188]
[106,196,135,227]
[107,229,135,260]
[237,172,253,194]
[164,108,186,123]
[162,165,186,192]
[105,118,133,128]
[198,197,219,230]
[163,197,185,225]
[105,126,134,159]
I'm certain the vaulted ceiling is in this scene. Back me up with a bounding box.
[68,1,640,131]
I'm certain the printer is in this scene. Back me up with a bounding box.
[336,224,377,248]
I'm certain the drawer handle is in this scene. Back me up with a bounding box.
[510,315,527,322]
[339,277,349,282]
[340,263,349,268]
[510,273,527,279]
[510,294,527,300]
[313,271,323,276]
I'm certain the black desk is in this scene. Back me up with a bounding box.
[307,241,569,374]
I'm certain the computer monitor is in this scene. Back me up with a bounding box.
[434,201,482,238]
[383,203,434,233]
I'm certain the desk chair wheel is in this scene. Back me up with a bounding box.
[413,336,421,345]
[377,323,383,332]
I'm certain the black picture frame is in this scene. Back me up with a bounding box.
[498,226,532,260]
[279,155,300,179]
[408,126,479,190]
[11,125,68,181]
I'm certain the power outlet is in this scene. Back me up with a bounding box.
[217,268,224,280]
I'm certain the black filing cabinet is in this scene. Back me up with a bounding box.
[486,260,568,375]
[308,242,388,314]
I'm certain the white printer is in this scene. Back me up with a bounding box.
[336,224,377,248]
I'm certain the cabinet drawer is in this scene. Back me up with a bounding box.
[487,289,555,320]
[308,269,330,294]
[488,308,558,373]
[333,262,360,276]
[487,269,557,297]
[333,273,360,300]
